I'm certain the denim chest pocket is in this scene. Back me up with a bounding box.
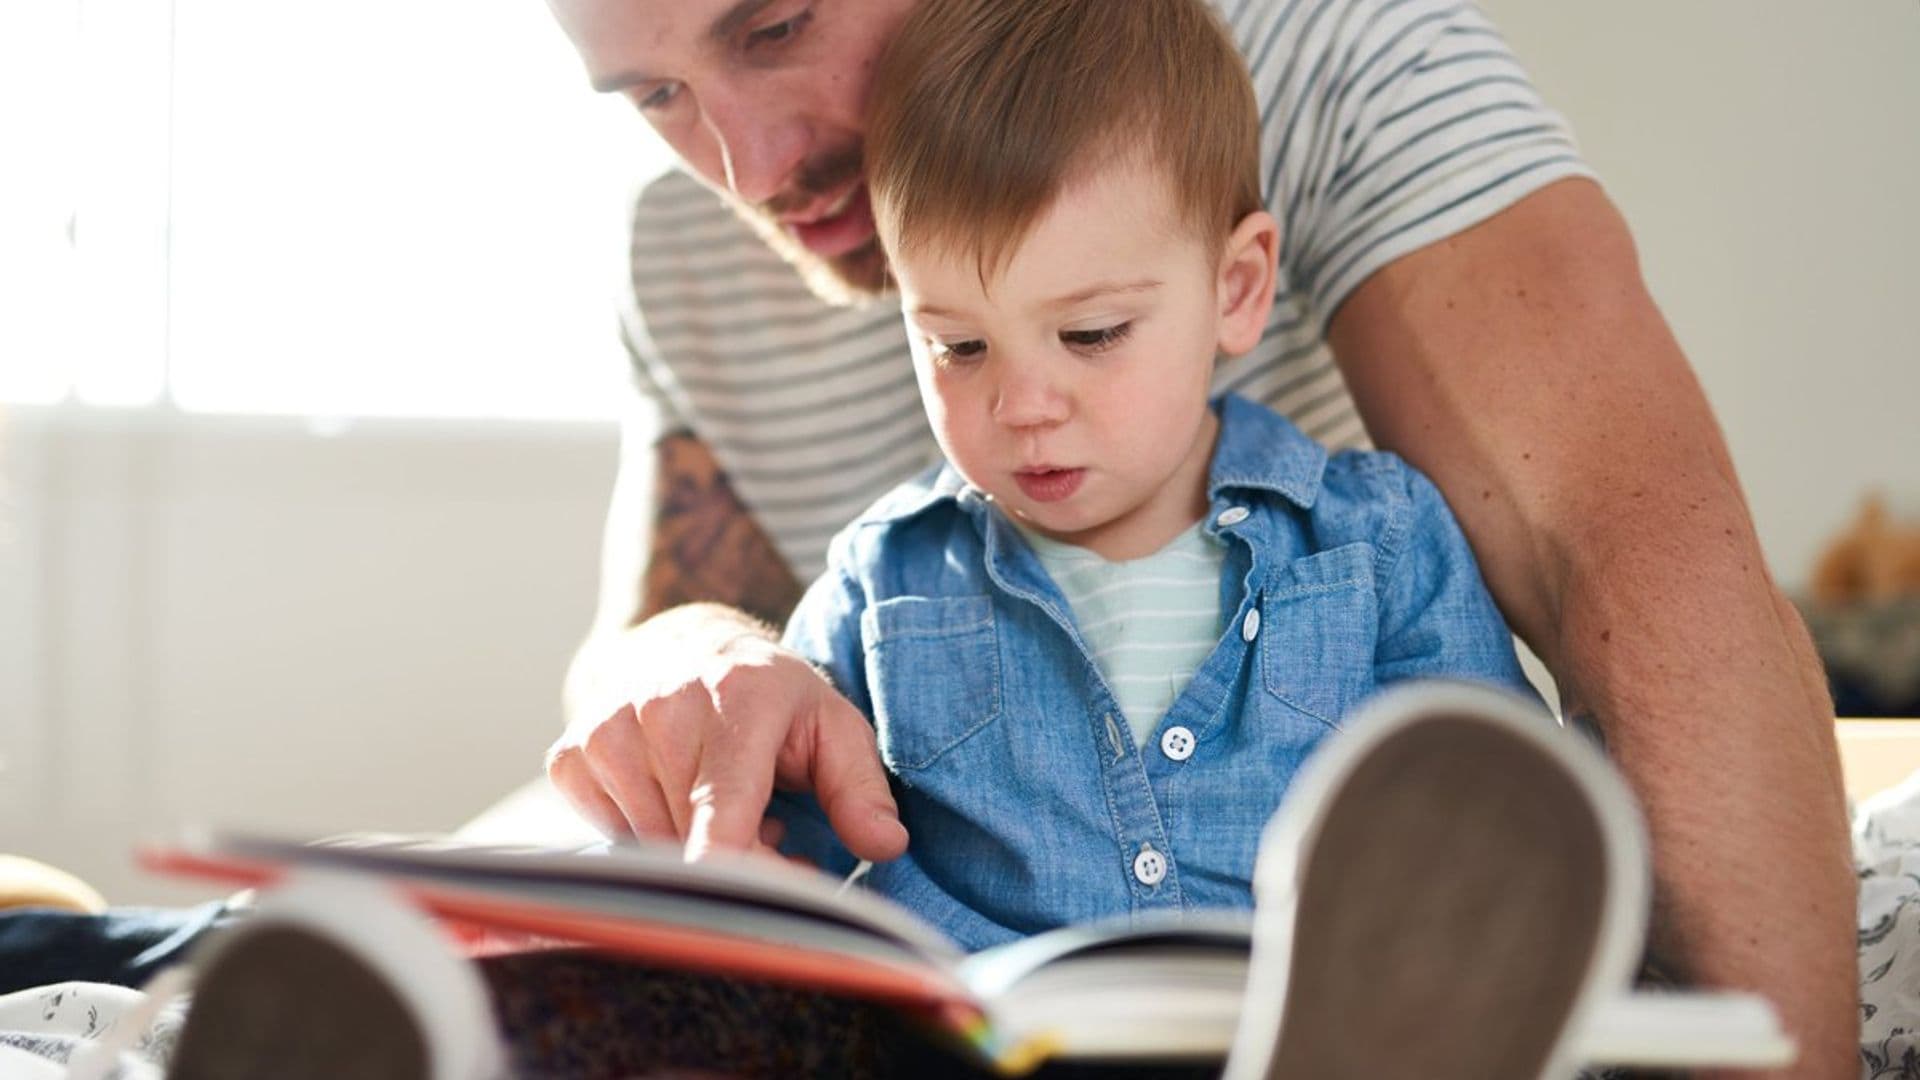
[860,595,1002,773]
[1258,542,1379,729]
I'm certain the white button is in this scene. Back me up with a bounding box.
[1215,506,1250,528]
[1242,607,1261,642]
[1132,846,1167,886]
[1160,726,1196,762]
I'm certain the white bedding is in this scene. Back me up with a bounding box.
[1852,768,1920,1076]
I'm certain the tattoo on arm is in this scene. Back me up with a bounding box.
[636,434,803,628]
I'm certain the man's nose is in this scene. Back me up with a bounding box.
[993,361,1071,431]
[697,86,811,207]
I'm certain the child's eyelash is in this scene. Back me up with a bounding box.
[926,323,1132,365]
[1060,323,1134,351]
[930,339,987,365]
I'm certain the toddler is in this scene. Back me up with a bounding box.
[771,0,1542,952]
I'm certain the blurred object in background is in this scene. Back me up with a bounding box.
[0,854,107,913]
[1801,493,1920,717]
[1813,494,1920,607]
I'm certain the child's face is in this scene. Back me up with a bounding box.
[892,160,1251,560]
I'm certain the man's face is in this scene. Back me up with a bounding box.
[546,0,919,304]
[891,160,1228,562]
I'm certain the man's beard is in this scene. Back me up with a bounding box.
[715,142,893,308]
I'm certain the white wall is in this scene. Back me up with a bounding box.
[0,0,648,903]
[1480,0,1920,584]
[0,410,616,903]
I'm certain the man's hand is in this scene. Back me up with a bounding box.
[553,430,906,862]
[546,611,908,863]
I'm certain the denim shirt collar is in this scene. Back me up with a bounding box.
[1205,393,1326,511]
[866,392,1329,530]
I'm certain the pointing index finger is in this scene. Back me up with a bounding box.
[682,700,786,862]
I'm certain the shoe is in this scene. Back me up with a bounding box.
[164,873,506,1080]
[1221,680,1649,1080]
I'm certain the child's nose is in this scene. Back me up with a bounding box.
[992,364,1071,430]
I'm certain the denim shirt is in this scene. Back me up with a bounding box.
[774,394,1540,951]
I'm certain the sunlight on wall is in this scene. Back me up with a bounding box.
[0,0,671,420]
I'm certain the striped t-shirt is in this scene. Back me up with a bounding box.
[1020,522,1227,748]
[617,0,1591,584]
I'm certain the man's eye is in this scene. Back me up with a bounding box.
[637,82,683,113]
[747,10,812,49]
[1060,323,1133,352]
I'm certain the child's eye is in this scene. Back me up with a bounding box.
[746,9,812,50]
[930,339,987,366]
[1060,322,1133,352]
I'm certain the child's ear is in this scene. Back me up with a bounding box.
[1215,210,1280,357]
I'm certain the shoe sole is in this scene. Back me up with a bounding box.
[169,923,432,1080]
[166,873,506,1080]
[1226,682,1648,1080]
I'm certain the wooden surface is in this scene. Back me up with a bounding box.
[1838,719,1920,801]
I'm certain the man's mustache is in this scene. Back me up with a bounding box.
[760,145,864,218]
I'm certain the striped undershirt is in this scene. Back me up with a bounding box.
[1020,522,1227,747]
[616,0,1592,584]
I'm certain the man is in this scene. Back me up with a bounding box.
[539,1,1856,1075]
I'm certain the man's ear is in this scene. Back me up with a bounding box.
[1216,210,1280,357]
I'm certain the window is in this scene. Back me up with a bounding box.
[0,0,668,420]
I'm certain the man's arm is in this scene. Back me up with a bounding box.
[561,430,801,729]
[631,434,803,629]
[1327,177,1856,1078]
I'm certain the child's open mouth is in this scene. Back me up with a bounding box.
[1015,467,1085,503]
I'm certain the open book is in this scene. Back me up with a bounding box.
[146,829,1792,1074]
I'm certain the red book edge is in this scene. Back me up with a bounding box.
[139,845,989,1041]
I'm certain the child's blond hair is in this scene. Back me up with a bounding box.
[868,0,1264,283]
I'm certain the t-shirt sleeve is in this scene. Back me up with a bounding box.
[617,287,691,440]
[1242,0,1596,325]
[614,174,706,439]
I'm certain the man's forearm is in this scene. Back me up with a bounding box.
[566,432,802,730]
[634,435,803,629]
[1544,496,1856,1077]
[1326,180,1857,1076]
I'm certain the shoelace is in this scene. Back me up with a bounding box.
[835,858,873,896]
